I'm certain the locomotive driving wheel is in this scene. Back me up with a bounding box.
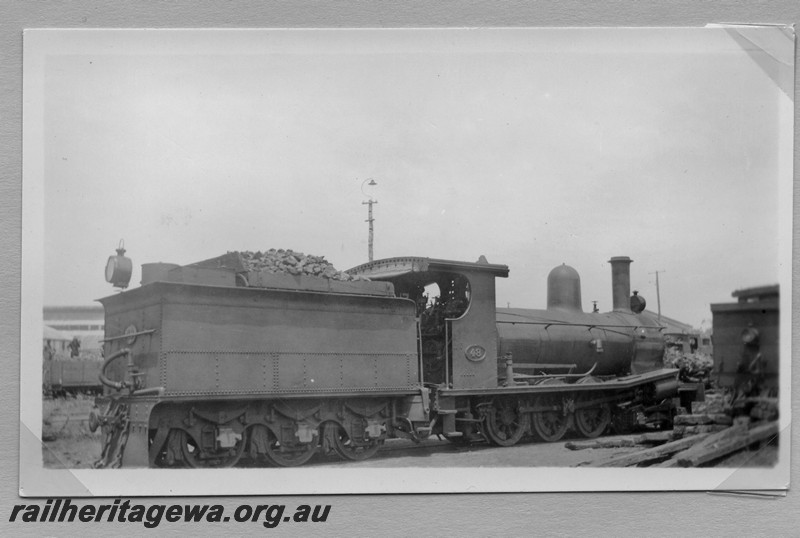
[573,394,611,439]
[530,394,569,442]
[485,399,529,447]
[323,422,382,461]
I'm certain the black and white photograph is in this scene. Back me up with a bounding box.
[21,26,791,497]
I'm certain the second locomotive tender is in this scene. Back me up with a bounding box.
[94,251,679,468]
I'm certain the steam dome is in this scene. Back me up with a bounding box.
[547,263,582,311]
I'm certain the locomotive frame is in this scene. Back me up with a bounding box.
[91,252,684,469]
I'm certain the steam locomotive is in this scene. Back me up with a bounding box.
[93,249,680,468]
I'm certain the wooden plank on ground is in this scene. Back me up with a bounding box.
[676,421,779,467]
[674,414,732,426]
[632,431,675,444]
[672,423,746,456]
[583,433,710,468]
[565,438,636,450]
[673,424,730,436]
[567,431,675,451]
[657,424,746,467]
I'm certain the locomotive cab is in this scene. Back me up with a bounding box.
[348,256,509,390]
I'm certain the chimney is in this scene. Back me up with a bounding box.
[608,256,633,312]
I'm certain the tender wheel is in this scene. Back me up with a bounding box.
[485,399,529,447]
[262,427,317,467]
[179,430,199,468]
[574,396,611,439]
[530,394,568,442]
[166,428,245,468]
[324,422,382,461]
[154,428,197,468]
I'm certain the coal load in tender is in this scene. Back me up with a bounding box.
[236,249,369,281]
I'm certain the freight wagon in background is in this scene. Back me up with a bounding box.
[43,359,104,397]
[711,285,779,398]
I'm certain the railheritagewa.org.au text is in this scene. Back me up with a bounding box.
[9,499,331,529]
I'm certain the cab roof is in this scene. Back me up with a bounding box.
[347,256,509,279]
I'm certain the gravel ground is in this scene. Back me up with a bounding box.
[42,395,102,469]
[309,435,657,468]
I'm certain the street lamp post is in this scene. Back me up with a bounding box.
[361,178,378,262]
[649,269,665,322]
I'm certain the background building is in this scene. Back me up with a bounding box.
[43,305,104,359]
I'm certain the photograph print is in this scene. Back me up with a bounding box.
[22,26,793,496]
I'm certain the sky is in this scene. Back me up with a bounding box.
[27,28,793,328]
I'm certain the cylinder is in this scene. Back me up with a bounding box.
[547,263,582,311]
[608,256,633,312]
[652,377,680,401]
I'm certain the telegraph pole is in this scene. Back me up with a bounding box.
[649,270,665,321]
[361,179,378,261]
